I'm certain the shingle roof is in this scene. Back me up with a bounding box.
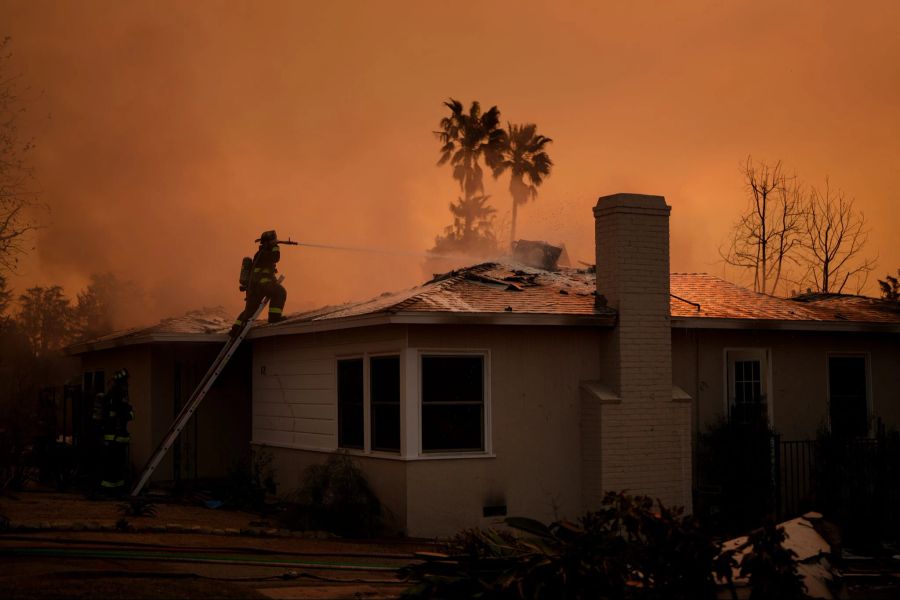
[272,263,607,326]
[791,293,900,323]
[670,274,900,324]
[68,265,900,352]
[65,307,232,354]
[670,274,823,320]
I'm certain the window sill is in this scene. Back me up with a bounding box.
[412,451,496,461]
[251,441,495,462]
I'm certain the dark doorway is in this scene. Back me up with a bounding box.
[828,356,868,438]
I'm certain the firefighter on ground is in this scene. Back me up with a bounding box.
[100,368,134,493]
[231,230,287,336]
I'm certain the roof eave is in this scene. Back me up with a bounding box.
[673,316,900,333]
[64,332,228,355]
[390,311,616,327]
[248,310,617,338]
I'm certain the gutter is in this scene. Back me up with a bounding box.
[672,316,900,333]
[248,310,617,339]
[66,311,898,355]
[64,332,228,356]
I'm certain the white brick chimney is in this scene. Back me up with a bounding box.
[583,193,692,511]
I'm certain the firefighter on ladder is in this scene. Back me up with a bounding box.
[100,369,134,494]
[231,230,287,337]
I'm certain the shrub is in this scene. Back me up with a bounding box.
[696,417,776,534]
[403,492,722,600]
[813,428,900,547]
[219,446,276,510]
[277,452,382,537]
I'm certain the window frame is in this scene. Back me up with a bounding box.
[369,353,402,454]
[723,347,773,426]
[417,349,492,458]
[334,351,403,456]
[335,356,365,451]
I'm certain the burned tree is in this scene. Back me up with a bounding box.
[0,37,40,272]
[721,157,803,295]
[797,178,875,294]
[433,99,504,256]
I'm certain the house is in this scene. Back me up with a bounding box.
[66,194,900,537]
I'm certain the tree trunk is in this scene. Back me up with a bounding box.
[510,200,518,251]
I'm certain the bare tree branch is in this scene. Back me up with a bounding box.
[720,156,804,295]
[797,177,876,294]
[0,37,41,274]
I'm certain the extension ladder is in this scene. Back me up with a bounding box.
[129,278,283,497]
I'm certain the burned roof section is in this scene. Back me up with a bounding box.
[69,265,900,351]
[66,306,232,354]
[512,240,568,271]
[269,263,609,327]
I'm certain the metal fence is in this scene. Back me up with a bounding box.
[774,435,900,539]
[696,428,900,540]
[774,438,817,519]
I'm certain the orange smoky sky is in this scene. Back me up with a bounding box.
[2,0,899,327]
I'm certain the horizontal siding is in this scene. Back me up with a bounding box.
[294,418,333,436]
[255,388,333,405]
[263,359,332,376]
[251,330,405,451]
[255,373,333,390]
[289,404,334,420]
[254,402,292,418]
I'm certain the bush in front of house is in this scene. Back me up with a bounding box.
[695,417,776,535]
[402,492,729,600]
[813,427,900,548]
[211,446,278,511]
[277,452,382,537]
[403,492,806,600]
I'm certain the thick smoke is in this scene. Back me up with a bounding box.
[1,1,898,328]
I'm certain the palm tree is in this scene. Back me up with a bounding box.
[493,123,553,247]
[434,99,504,248]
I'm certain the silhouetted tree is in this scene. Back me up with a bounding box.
[432,195,498,257]
[433,99,504,255]
[16,286,73,357]
[0,275,12,327]
[493,123,553,247]
[721,157,804,295]
[797,177,875,294]
[74,272,119,340]
[0,37,41,272]
[879,269,899,300]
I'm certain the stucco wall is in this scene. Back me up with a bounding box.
[672,328,900,440]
